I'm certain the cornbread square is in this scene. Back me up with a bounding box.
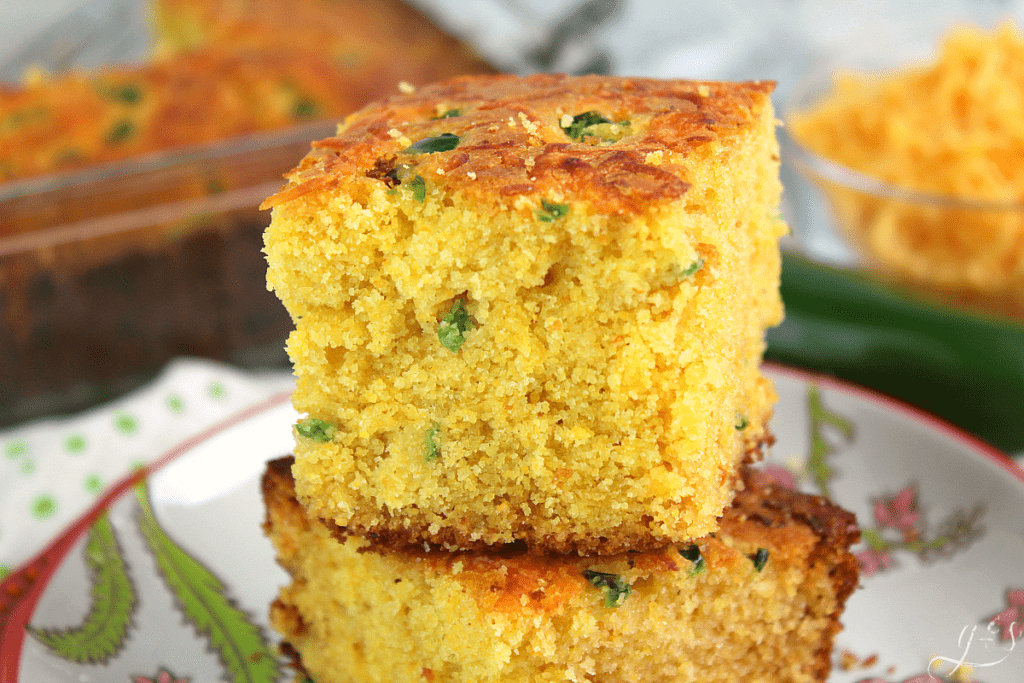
[263,74,787,553]
[263,457,860,683]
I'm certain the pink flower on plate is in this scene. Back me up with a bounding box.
[131,668,191,683]
[856,548,895,577]
[874,485,920,535]
[987,588,1024,642]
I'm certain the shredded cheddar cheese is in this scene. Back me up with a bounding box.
[790,22,1024,314]
[791,21,1024,202]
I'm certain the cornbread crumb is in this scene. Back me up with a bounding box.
[264,457,860,683]
[518,111,540,136]
[398,80,417,94]
[837,649,878,671]
[264,73,787,553]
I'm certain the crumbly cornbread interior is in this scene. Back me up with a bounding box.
[264,457,859,683]
[263,74,787,553]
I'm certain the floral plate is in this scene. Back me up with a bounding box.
[2,365,1022,683]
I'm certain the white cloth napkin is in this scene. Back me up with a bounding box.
[0,358,294,581]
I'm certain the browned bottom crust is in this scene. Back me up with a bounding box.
[319,427,774,557]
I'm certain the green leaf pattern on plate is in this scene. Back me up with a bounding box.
[134,480,280,683]
[0,362,295,681]
[27,513,137,663]
[806,385,853,500]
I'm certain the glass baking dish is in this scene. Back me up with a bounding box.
[0,0,501,426]
[0,120,335,426]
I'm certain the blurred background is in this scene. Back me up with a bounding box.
[2,0,1023,454]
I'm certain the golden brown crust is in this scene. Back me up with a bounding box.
[264,74,775,215]
[154,0,494,81]
[733,468,861,558]
[263,447,859,570]
[262,455,303,530]
[727,467,861,681]
[262,455,316,554]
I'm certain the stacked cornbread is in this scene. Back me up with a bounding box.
[263,457,859,683]
[262,74,859,681]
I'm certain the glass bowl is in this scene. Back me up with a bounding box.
[781,31,1024,319]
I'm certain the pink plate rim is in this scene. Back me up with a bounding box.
[765,361,1024,487]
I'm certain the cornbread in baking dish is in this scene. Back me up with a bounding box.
[0,48,359,182]
[151,0,493,84]
[263,457,859,683]
[0,44,486,183]
[263,73,787,554]
[0,0,493,183]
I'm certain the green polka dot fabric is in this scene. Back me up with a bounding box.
[0,358,293,576]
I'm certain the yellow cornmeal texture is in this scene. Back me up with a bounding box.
[789,21,1024,313]
[264,458,859,683]
[264,74,787,554]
